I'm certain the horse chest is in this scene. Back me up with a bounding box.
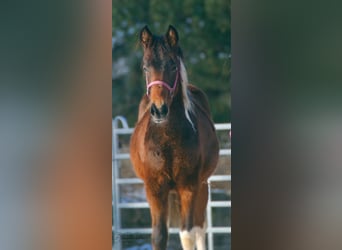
[132,116,200,181]
[144,130,198,172]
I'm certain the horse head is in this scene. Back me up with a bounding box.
[139,25,183,124]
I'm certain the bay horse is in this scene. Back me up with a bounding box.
[130,25,219,250]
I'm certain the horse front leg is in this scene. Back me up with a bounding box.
[193,182,209,250]
[145,184,169,250]
[178,183,209,250]
[178,186,198,250]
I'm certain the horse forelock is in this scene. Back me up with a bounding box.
[144,37,171,71]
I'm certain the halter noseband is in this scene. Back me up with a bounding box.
[146,69,179,96]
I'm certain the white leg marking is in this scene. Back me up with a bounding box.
[194,226,206,250]
[179,228,196,250]
[180,226,207,250]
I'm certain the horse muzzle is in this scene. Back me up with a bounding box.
[150,103,168,123]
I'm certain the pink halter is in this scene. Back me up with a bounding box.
[146,70,179,96]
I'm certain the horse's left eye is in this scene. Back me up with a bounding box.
[143,67,149,73]
[171,65,178,72]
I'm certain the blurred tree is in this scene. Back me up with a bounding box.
[113,0,230,125]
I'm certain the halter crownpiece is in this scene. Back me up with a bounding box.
[146,69,179,96]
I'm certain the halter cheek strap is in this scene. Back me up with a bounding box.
[146,70,179,96]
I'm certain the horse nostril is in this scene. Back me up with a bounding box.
[160,104,168,116]
[150,103,168,120]
[150,103,158,117]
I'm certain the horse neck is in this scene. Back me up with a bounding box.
[170,78,186,110]
[170,80,196,131]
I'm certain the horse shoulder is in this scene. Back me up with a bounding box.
[188,84,219,178]
[130,100,149,180]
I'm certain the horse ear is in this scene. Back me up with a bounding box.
[140,25,153,49]
[166,25,179,48]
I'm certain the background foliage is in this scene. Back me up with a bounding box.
[113,0,230,125]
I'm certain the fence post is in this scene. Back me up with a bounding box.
[112,116,129,250]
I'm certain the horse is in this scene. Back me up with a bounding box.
[130,25,219,250]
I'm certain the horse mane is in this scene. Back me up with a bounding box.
[179,58,196,131]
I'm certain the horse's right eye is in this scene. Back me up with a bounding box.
[143,67,149,73]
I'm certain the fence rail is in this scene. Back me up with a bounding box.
[113,116,231,250]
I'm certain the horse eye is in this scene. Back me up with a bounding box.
[143,67,149,73]
[172,65,178,72]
